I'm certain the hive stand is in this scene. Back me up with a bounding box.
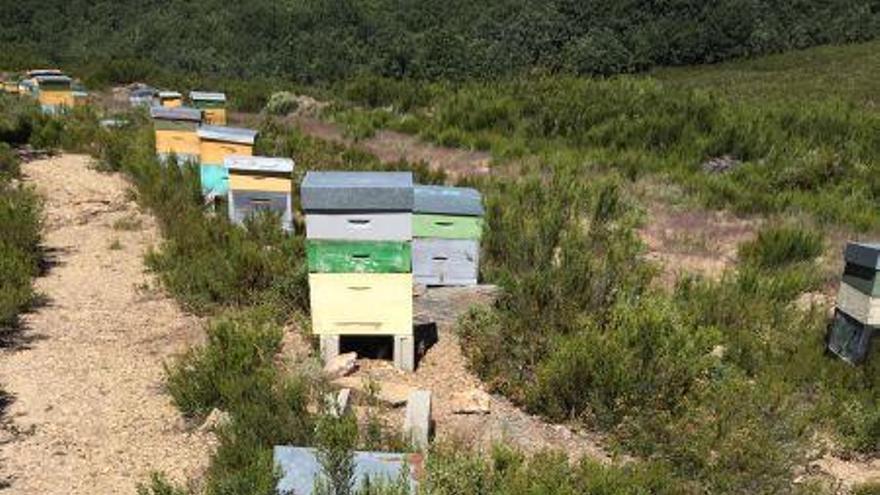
[319,335,415,372]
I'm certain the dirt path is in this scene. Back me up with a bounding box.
[0,155,212,494]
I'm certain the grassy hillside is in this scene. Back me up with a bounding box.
[655,40,880,108]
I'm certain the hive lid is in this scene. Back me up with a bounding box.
[150,106,202,122]
[301,171,414,212]
[845,242,880,270]
[190,91,226,102]
[414,185,484,216]
[225,155,293,173]
[27,69,64,78]
[34,75,72,85]
[197,125,257,145]
[159,91,182,99]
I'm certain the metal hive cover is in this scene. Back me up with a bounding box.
[224,155,293,173]
[150,106,202,122]
[190,91,226,102]
[301,171,414,212]
[27,69,64,77]
[159,91,182,99]
[845,242,880,271]
[34,75,72,84]
[414,185,484,216]
[197,125,258,145]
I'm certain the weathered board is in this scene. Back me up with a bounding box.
[229,174,291,193]
[412,214,482,240]
[307,240,411,273]
[301,171,413,212]
[155,130,200,157]
[837,282,880,326]
[228,190,293,232]
[412,238,479,286]
[843,262,880,297]
[828,309,875,365]
[306,213,412,241]
[200,164,229,196]
[414,185,484,216]
[845,242,880,271]
[309,273,413,335]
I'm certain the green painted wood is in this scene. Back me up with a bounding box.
[307,240,411,273]
[413,214,482,240]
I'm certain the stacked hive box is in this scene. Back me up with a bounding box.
[302,172,415,371]
[159,91,183,108]
[412,185,484,286]
[150,106,202,165]
[197,125,257,198]
[190,91,227,125]
[225,155,294,232]
[829,242,880,364]
[33,75,74,113]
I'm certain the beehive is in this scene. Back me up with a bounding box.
[159,91,183,108]
[34,75,74,113]
[411,185,483,286]
[830,242,880,364]
[130,87,157,107]
[190,91,227,126]
[302,171,415,370]
[150,106,202,164]
[224,155,294,232]
[197,126,257,197]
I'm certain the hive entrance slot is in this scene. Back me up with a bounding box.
[340,335,394,362]
[351,254,371,259]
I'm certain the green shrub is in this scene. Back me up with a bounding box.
[264,92,299,116]
[136,473,191,495]
[738,225,824,270]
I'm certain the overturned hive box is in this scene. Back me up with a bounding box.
[190,91,227,125]
[150,106,202,164]
[412,185,484,286]
[197,126,257,197]
[224,155,294,232]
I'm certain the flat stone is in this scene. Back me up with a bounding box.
[404,390,432,450]
[323,352,358,379]
[331,377,414,408]
[450,389,491,415]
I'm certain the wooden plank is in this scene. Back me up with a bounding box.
[307,240,411,273]
[306,213,412,241]
[413,214,482,240]
[309,273,413,336]
[200,140,252,165]
[412,238,479,286]
[155,129,200,156]
[228,174,291,193]
[837,282,880,325]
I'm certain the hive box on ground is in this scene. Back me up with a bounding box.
[274,446,419,495]
[224,155,293,232]
[301,171,414,213]
[198,126,257,197]
[828,309,875,365]
[412,238,479,286]
[150,106,202,164]
[307,240,411,273]
[190,91,227,125]
[309,273,413,336]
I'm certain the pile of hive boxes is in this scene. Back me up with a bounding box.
[225,155,295,232]
[829,242,880,364]
[412,185,484,286]
[303,172,416,371]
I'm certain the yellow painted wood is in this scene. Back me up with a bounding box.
[203,108,227,126]
[155,129,200,156]
[228,174,291,193]
[3,82,19,94]
[38,90,74,107]
[162,98,182,108]
[200,140,252,165]
[309,273,413,336]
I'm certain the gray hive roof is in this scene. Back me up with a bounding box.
[190,91,226,102]
[159,91,182,99]
[224,155,293,173]
[845,242,880,270]
[414,185,484,216]
[301,171,414,212]
[197,125,258,145]
[149,106,202,122]
[34,75,72,85]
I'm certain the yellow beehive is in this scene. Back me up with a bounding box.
[229,174,291,193]
[156,130,201,156]
[198,126,255,164]
[309,273,413,336]
[150,107,203,162]
[190,91,227,126]
[34,75,73,110]
[159,91,183,108]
